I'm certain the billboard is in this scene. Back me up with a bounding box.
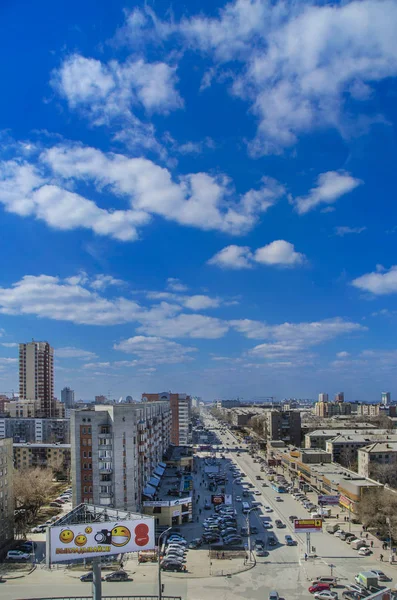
[339,495,353,510]
[318,495,340,505]
[211,494,224,505]
[48,518,155,563]
[294,518,322,533]
[364,589,391,600]
[143,497,192,508]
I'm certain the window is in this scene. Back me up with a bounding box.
[83,451,86,458]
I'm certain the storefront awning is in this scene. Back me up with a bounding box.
[154,466,165,477]
[159,462,167,468]
[149,476,160,487]
[143,484,156,497]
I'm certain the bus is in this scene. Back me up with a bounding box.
[242,502,250,514]
[271,483,286,493]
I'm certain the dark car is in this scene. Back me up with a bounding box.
[268,537,277,546]
[250,526,259,534]
[275,520,285,528]
[289,515,298,523]
[161,560,186,572]
[80,572,94,582]
[201,534,220,543]
[103,570,129,582]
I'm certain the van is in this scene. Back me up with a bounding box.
[311,512,321,519]
[351,539,367,550]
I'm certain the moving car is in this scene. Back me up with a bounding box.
[358,547,371,556]
[236,496,242,502]
[103,570,129,582]
[80,572,94,582]
[275,520,285,528]
[265,506,273,512]
[275,497,283,502]
[268,537,277,546]
[161,560,186,572]
[7,550,30,560]
[309,583,331,594]
[285,535,296,546]
[256,547,268,557]
[289,515,298,522]
[312,578,337,588]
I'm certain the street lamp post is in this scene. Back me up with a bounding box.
[386,517,393,563]
[158,526,172,600]
[232,477,239,511]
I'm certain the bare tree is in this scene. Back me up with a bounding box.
[371,462,397,488]
[358,488,397,541]
[338,447,358,471]
[14,467,53,522]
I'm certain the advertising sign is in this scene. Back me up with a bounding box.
[339,495,353,510]
[211,494,224,505]
[364,589,391,600]
[224,494,232,505]
[318,495,340,505]
[294,518,322,533]
[143,497,191,508]
[48,518,155,563]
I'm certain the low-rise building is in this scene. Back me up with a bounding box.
[215,399,242,409]
[325,433,397,465]
[315,401,352,417]
[305,428,391,450]
[13,443,71,477]
[358,441,397,479]
[0,438,14,554]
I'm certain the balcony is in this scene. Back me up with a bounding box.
[98,433,112,439]
[99,466,113,474]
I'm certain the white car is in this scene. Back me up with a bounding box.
[275,496,283,502]
[262,521,273,529]
[7,550,30,560]
[358,547,371,556]
[254,490,261,496]
[264,506,273,512]
[313,592,338,600]
[334,530,342,537]
[235,496,242,502]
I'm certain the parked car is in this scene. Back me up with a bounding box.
[263,521,273,529]
[346,585,369,596]
[103,571,129,582]
[49,501,62,507]
[188,539,202,549]
[31,524,47,533]
[7,550,30,561]
[80,572,94,582]
[256,547,268,557]
[312,577,337,588]
[269,591,279,600]
[289,515,298,522]
[369,570,391,582]
[236,496,242,502]
[275,520,285,528]
[314,592,338,600]
[161,560,186,572]
[309,583,331,594]
[17,541,37,550]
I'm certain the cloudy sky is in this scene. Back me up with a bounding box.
[1,0,397,402]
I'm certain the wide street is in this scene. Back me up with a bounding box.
[2,413,396,600]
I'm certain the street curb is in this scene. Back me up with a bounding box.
[163,561,255,579]
[1,564,36,580]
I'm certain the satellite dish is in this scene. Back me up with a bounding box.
[118,396,123,403]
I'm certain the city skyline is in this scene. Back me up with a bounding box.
[1,0,397,400]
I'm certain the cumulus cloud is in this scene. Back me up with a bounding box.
[294,171,362,214]
[123,1,397,154]
[352,265,397,295]
[230,317,365,359]
[336,351,350,358]
[166,278,188,292]
[0,142,286,240]
[208,240,306,269]
[114,335,197,364]
[137,313,229,339]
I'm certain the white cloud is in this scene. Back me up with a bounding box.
[336,351,350,358]
[41,143,283,235]
[0,357,18,364]
[51,54,183,157]
[90,275,124,290]
[208,240,306,269]
[254,240,305,266]
[352,265,397,295]
[231,317,365,359]
[208,245,253,269]
[294,171,362,214]
[127,1,397,154]
[0,274,178,326]
[335,226,366,236]
[137,313,228,339]
[83,362,111,370]
[166,278,188,292]
[56,346,98,360]
[182,295,220,310]
[0,342,18,348]
[114,335,197,365]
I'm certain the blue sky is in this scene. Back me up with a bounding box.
[1,0,397,402]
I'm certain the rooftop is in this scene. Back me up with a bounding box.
[359,441,397,453]
[306,428,390,437]
[327,433,397,444]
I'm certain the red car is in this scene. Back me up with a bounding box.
[309,584,331,594]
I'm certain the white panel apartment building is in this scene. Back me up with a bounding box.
[71,402,171,512]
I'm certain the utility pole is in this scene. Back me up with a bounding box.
[92,558,102,600]
[158,527,171,600]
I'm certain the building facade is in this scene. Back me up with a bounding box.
[326,433,397,465]
[0,417,70,443]
[19,341,55,418]
[266,410,301,446]
[318,393,329,403]
[0,438,14,554]
[142,392,192,445]
[315,401,352,417]
[61,387,75,409]
[13,443,71,478]
[358,441,397,479]
[335,392,345,403]
[71,402,171,511]
[381,392,391,406]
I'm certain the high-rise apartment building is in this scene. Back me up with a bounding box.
[381,392,391,406]
[142,392,192,445]
[94,395,107,405]
[335,392,344,403]
[0,438,14,553]
[71,402,171,511]
[19,341,54,418]
[61,387,75,409]
[0,417,70,443]
[318,393,329,403]
[265,410,301,446]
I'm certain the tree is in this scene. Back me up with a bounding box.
[14,467,53,523]
[338,447,358,471]
[371,462,397,488]
[358,487,397,541]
